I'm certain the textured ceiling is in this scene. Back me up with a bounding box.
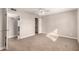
[8,8,77,16]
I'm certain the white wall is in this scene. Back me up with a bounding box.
[20,12,37,39]
[8,10,38,39]
[0,8,7,50]
[42,10,77,39]
[77,9,79,42]
[0,9,4,50]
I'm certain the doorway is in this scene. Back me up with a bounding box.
[35,18,39,34]
[7,13,20,40]
[7,16,18,39]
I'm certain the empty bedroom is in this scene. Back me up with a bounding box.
[1,8,79,51]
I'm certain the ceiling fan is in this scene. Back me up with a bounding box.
[37,8,49,16]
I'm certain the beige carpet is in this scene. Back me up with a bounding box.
[8,34,79,51]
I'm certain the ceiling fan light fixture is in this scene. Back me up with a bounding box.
[38,8,49,16]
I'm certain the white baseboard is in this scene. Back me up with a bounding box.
[8,33,35,40]
[43,32,77,40]
[20,33,35,39]
[59,34,77,40]
[8,33,77,40]
[8,35,17,39]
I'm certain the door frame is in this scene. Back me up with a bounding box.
[35,17,42,34]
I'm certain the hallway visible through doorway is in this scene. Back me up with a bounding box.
[35,18,39,34]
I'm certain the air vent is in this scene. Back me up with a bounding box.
[10,8,16,11]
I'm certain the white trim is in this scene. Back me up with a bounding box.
[59,34,77,39]
[8,35,17,39]
[8,33,35,40]
[38,18,42,33]
[44,32,77,39]
[20,33,35,39]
